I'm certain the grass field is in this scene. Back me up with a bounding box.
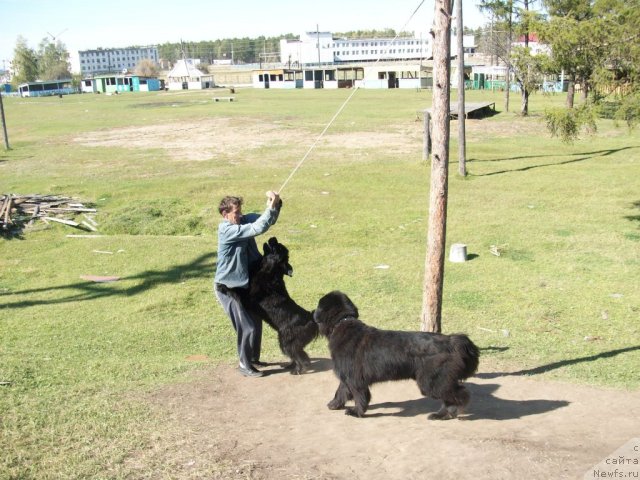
[1,86,639,478]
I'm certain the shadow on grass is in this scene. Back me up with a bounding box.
[480,346,509,353]
[0,251,217,309]
[468,146,639,177]
[625,200,640,224]
[476,345,640,379]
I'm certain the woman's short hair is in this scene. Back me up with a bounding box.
[218,196,243,215]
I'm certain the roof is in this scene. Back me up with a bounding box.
[167,59,209,80]
[516,33,541,43]
[18,78,72,87]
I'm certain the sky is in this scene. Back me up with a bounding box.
[0,0,490,73]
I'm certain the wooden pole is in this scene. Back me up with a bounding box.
[456,0,467,176]
[421,0,452,333]
[505,0,513,113]
[422,110,431,160]
[0,92,9,150]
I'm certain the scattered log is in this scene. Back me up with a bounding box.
[1,194,98,237]
[81,221,98,232]
[43,217,80,227]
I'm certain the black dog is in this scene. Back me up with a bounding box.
[313,291,479,419]
[235,237,318,374]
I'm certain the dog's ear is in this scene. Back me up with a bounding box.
[338,291,359,318]
[263,241,272,255]
[268,237,279,248]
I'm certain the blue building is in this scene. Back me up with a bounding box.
[81,74,162,93]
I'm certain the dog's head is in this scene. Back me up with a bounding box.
[261,237,293,277]
[313,290,359,337]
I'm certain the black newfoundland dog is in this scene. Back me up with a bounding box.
[313,291,479,419]
[233,237,318,374]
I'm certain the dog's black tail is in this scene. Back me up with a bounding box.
[451,334,480,380]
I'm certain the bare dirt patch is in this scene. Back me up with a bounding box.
[73,118,312,161]
[129,359,640,480]
[73,118,425,163]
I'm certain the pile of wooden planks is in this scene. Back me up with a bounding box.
[1,194,98,236]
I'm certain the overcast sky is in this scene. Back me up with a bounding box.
[0,0,490,73]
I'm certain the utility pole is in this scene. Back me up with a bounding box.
[317,24,321,67]
[456,0,467,176]
[505,0,513,112]
[1,92,9,150]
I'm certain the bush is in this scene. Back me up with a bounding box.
[614,92,640,128]
[101,198,204,236]
[544,104,597,143]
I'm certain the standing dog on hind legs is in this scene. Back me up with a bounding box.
[313,290,480,419]
[234,237,318,374]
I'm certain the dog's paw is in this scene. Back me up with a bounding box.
[428,410,456,420]
[293,364,309,375]
[327,399,345,410]
[344,407,364,418]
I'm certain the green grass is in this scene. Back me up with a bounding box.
[1,87,639,478]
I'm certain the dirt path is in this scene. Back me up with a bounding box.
[137,359,640,480]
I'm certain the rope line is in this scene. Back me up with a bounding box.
[277,0,427,194]
[278,85,360,193]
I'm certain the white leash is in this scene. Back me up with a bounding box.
[277,0,427,194]
[278,85,360,194]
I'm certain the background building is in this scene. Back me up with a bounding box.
[166,59,214,90]
[280,31,475,67]
[79,46,159,76]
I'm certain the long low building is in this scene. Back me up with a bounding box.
[18,79,76,97]
[280,31,475,67]
[252,63,433,90]
[80,74,163,93]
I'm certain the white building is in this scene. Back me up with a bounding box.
[253,63,432,90]
[280,31,475,66]
[166,59,214,90]
[513,34,550,55]
[79,46,159,76]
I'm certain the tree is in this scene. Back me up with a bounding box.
[475,21,511,67]
[37,38,71,80]
[135,59,159,77]
[510,44,547,115]
[479,0,542,115]
[421,0,453,333]
[512,3,546,115]
[540,0,640,139]
[539,0,599,108]
[591,0,640,127]
[479,0,515,111]
[12,36,39,85]
[456,0,467,176]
